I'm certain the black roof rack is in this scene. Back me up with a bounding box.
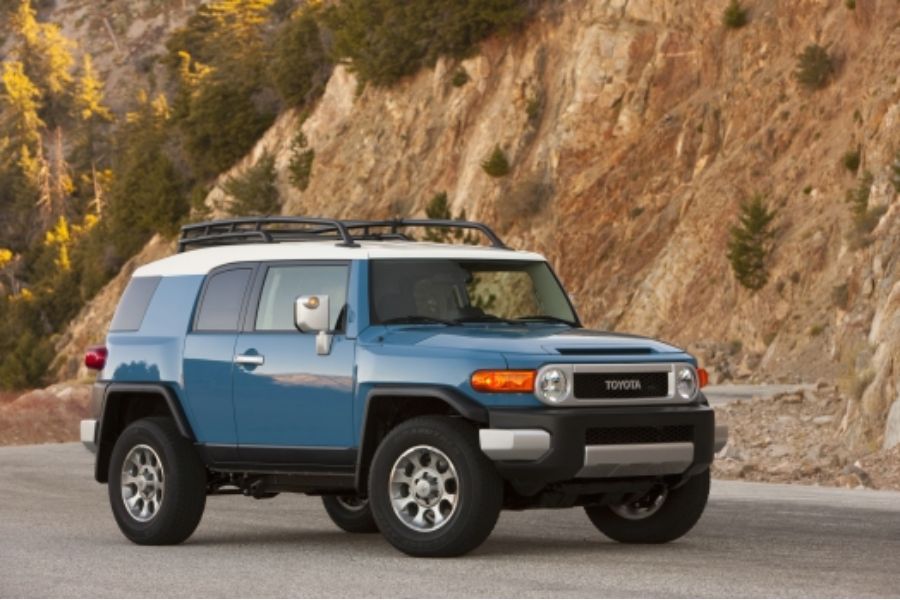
[177,217,508,253]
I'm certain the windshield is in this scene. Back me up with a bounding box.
[370,259,578,326]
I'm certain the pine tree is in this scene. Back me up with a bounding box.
[222,151,280,215]
[107,91,187,256]
[0,60,44,150]
[72,54,113,172]
[9,0,75,125]
[727,195,776,291]
[268,8,331,106]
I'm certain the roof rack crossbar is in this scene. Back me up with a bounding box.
[341,219,507,249]
[176,216,507,252]
[178,217,359,252]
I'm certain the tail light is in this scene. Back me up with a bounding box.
[84,345,107,371]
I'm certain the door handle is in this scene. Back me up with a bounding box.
[234,354,264,366]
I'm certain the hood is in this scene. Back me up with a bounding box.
[372,325,684,357]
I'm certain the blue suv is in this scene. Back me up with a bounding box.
[81,217,726,557]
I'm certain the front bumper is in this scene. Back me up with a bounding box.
[479,403,717,495]
[80,419,98,453]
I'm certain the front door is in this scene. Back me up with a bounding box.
[233,262,355,464]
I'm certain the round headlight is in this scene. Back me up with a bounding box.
[536,368,568,404]
[676,367,697,400]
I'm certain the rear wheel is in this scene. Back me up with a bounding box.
[322,495,378,533]
[108,417,206,545]
[368,416,502,557]
[584,469,710,544]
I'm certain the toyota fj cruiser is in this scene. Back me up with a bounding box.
[81,217,727,557]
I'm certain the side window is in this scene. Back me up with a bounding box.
[255,265,348,331]
[195,268,252,332]
[110,276,161,332]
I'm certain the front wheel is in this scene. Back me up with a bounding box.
[108,417,207,545]
[322,495,378,533]
[584,469,710,544]
[368,416,503,557]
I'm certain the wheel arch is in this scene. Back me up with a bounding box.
[355,386,488,493]
[95,383,194,483]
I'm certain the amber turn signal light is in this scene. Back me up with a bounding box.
[697,367,709,388]
[471,370,535,393]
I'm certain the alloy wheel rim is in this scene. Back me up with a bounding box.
[609,488,667,520]
[389,445,459,532]
[121,444,165,523]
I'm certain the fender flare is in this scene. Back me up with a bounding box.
[95,383,195,482]
[354,385,489,492]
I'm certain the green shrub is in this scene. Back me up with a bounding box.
[325,0,535,87]
[481,145,511,177]
[842,149,860,173]
[891,150,900,193]
[451,67,469,87]
[526,91,543,125]
[832,283,849,310]
[722,0,748,29]
[268,9,332,107]
[803,185,813,195]
[794,44,832,90]
[809,324,824,337]
[222,151,280,216]
[422,192,479,244]
[846,171,883,235]
[176,76,275,181]
[845,0,856,9]
[726,195,776,291]
[287,131,315,191]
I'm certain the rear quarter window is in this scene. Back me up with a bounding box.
[194,268,253,331]
[110,276,161,332]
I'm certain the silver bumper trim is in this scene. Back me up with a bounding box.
[479,429,550,461]
[576,442,694,478]
[80,419,97,453]
[714,424,729,453]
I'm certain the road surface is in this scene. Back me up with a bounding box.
[1,443,898,597]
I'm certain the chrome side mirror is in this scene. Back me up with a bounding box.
[294,294,333,355]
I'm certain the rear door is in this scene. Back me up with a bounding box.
[182,265,255,450]
[233,261,355,465]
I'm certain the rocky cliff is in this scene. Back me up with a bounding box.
[57,0,900,451]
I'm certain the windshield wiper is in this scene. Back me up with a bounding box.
[380,315,459,326]
[514,315,578,326]
[457,315,518,325]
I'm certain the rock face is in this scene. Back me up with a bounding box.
[885,399,900,450]
[58,0,900,452]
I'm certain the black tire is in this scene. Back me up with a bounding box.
[584,469,710,544]
[108,417,206,545]
[368,416,502,557]
[322,495,379,533]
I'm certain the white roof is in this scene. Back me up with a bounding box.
[133,240,547,277]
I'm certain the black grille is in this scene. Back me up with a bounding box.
[573,371,668,399]
[585,425,693,445]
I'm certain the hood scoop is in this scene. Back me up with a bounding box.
[555,347,654,356]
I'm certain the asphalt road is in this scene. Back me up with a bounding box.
[1,443,898,598]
